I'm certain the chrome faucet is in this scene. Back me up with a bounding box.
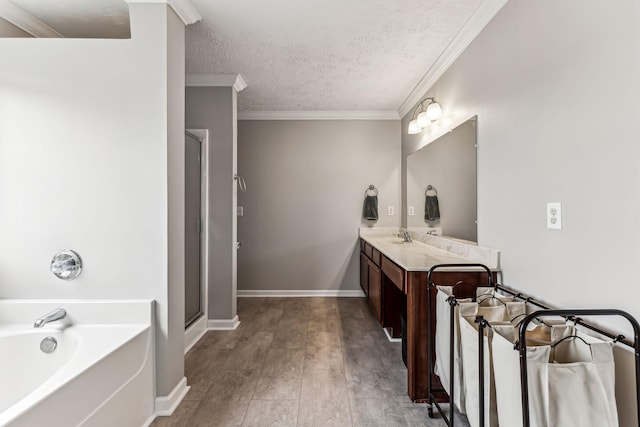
[34,308,67,328]
[398,230,412,242]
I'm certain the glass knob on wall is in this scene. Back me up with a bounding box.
[51,249,83,280]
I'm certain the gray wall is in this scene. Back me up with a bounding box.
[237,120,401,292]
[186,86,238,320]
[402,0,640,423]
[406,118,476,241]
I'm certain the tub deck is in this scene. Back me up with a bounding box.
[0,300,155,427]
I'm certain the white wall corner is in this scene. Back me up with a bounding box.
[397,0,509,118]
[125,0,201,25]
[0,0,63,38]
[207,315,240,330]
[154,377,190,416]
[237,111,401,121]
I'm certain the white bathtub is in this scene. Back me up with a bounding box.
[0,300,155,427]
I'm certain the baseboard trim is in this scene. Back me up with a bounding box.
[237,290,365,298]
[142,413,156,427]
[184,315,207,354]
[207,315,240,330]
[384,327,402,343]
[154,377,190,416]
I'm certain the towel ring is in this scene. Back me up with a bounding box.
[425,185,437,197]
[365,185,378,196]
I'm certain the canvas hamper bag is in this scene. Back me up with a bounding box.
[491,321,619,427]
[433,285,473,414]
[458,294,526,427]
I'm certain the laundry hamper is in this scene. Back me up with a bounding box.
[458,295,526,427]
[492,321,619,427]
[434,286,471,414]
[434,286,497,414]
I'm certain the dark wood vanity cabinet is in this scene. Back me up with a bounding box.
[367,260,382,322]
[405,269,494,402]
[360,241,382,324]
[381,255,404,292]
[359,238,496,402]
[359,252,369,297]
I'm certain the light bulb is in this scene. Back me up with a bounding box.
[416,111,430,128]
[426,101,442,121]
[407,119,422,134]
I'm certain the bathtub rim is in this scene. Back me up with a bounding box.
[0,299,155,427]
[0,323,152,426]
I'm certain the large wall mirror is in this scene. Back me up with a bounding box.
[406,116,477,242]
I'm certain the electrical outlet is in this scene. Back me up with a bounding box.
[408,206,415,216]
[547,203,562,230]
[387,206,394,216]
[237,206,244,217]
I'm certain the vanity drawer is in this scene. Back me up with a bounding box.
[381,256,404,292]
[364,242,374,259]
[371,248,381,267]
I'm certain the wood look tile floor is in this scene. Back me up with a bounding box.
[151,297,470,427]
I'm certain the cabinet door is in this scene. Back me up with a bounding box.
[360,252,369,296]
[368,260,382,323]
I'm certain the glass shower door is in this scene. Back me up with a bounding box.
[185,132,203,328]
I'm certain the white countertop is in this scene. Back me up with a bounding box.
[359,227,500,272]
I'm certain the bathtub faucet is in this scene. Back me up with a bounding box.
[34,308,67,328]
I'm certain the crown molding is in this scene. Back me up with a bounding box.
[0,0,63,38]
[233,74,247,92]
[186,73,247,92]
[397,0,509,118]
[238,110,400,121]
[167,0,200,24]
[126,0,201,25]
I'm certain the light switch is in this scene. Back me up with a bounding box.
[387,206,394,216]
[408,206,415,216]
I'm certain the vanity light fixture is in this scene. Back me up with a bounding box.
[408,119,422,134]
[407,97,443,134]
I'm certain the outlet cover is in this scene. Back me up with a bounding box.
[387,206,394,216]
[547,203,561,230]
[237,206,244,217]
[408,206,415,216]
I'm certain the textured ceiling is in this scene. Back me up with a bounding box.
[187,0,482,112]
[3,0,483,112]
[9,0,130,38]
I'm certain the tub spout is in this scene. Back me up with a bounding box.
[34,308,67,328]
